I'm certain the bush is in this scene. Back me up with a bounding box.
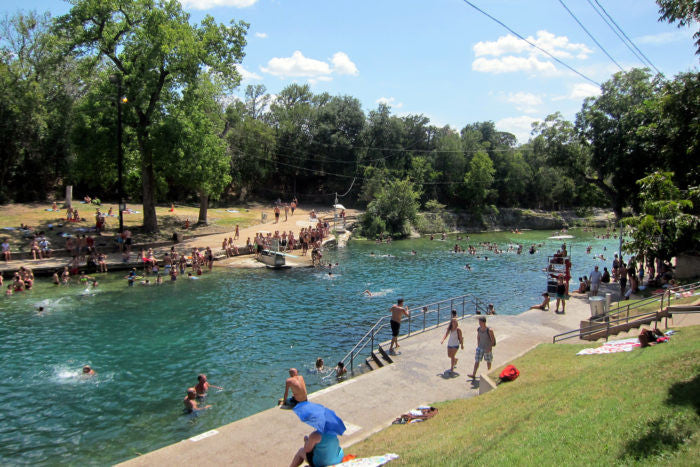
[359,212,386,238]
[424,199,446,212]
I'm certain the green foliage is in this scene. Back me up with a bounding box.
[461,150,495,209]
[55,0,248,231]
[623,172,700,262]
[361,178,420,237]
[424,199,446,211]
[656,0,700,54]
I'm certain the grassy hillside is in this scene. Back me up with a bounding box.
[352,326,700,465]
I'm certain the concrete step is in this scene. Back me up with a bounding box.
[364,357,378,371]
[377,345,394,364]
[370,351,385,368]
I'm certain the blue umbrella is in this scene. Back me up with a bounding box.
[292,401,346,436]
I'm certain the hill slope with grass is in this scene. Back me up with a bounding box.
[353,326,700,465]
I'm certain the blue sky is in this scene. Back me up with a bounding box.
[7,0,698,142]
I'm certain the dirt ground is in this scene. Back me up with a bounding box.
[0,201,358,255]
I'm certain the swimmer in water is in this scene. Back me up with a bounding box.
[195,374,223,397]
[184,387,211,413]
[82,365,96,376]
[411,250,417,255]
[335,361,347,378]
[315,358,324,372]
[465,264,471,270]
[369,252,375,257]
[362,289,372,296]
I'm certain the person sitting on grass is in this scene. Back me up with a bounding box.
[2,238,11,262]
[530,292,550,310]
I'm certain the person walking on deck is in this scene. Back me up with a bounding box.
[468,317,495,380]
[389,298,409,354]
[441,310,464,373]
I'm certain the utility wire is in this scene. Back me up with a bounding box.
[584,0,651,69]
[460,0,601,86]
[591,0,662,75]
[557,0,624,72]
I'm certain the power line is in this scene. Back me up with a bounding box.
[591,0,662,75]
[584,0,651,68]
[557,0,624,72]
[460,0,601,86]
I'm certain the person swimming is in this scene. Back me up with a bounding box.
[82,365,95,376]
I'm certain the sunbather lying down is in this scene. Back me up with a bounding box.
[392,406,438,424]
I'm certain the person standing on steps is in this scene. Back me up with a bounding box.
[441,310,464,373]
[388,298,410,354]
[468,317,495,380]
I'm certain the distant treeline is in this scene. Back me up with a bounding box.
[1,8,698,233]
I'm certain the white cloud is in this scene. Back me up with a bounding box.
[261,50,359,82]
[235,64,262,81]
[474,31,592,60]
[376,96,403,109]
[472,55,558,74]
[496,115,541,143]
[255,32,268,39]
[504,92,543,113]
[181,0,258,9]
[635,29,694,45]
[261,51,331,78]
[331,52,359,76]
[568,82,601,100]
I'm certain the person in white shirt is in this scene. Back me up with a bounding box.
[589,265,603,296]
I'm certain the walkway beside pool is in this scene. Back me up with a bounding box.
[120,284,629,466]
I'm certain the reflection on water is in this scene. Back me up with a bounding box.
[0,229,617,464]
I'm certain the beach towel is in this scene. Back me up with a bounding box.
[330,453,398,466]
[225,209,240,213]
[577,338,640,355]
[2,227,15,231]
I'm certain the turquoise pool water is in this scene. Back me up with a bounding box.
[0,230,618,464]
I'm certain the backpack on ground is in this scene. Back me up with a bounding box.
[499,365,519,382]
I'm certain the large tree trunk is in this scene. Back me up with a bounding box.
[138,129,158,233]
[198,191,209,225]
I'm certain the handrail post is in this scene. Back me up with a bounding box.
[371,329,374,353]
[462,296,466,318]
[350,352,354,372]
[437,303,440,326]
[423,307,426,331]
[606,317,610,342]
[408,309,412,336]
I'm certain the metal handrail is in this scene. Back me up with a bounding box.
[338,293,488,374]
[552,280,700,343]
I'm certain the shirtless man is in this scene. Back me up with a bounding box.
[82,365,96,376]
[195,374,223,397]
[281,368,307,407]
[389,298,410,353]
[184,388,211,413]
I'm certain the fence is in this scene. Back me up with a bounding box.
[552,281,700,343]
[339,293,489,374]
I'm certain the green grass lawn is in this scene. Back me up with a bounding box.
[0,202,259,251]
[352,326,700,465]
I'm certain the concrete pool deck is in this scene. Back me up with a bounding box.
[120,283,649,466]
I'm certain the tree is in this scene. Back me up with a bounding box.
[244,84,270,120]
[461,150,495,209]
[160,74,230,225]
[0,11,77,201]
[623,172,699,264]
[56,0,248,231]
[361,178,420,237]
[656,0,700,54]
